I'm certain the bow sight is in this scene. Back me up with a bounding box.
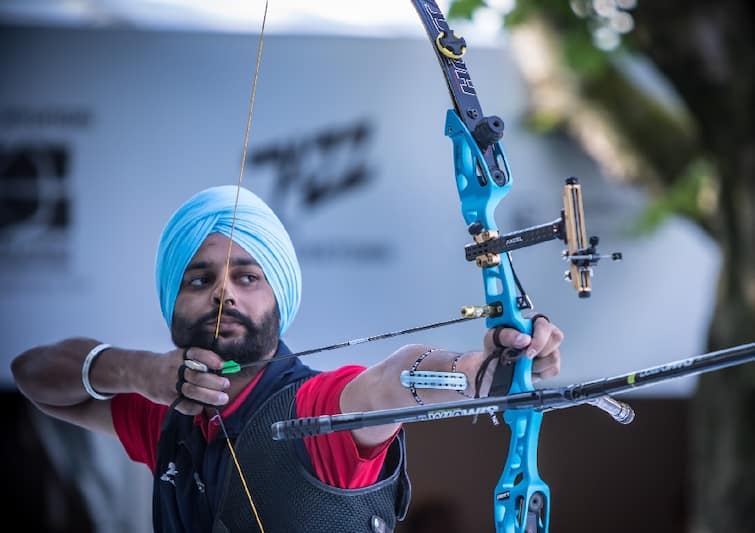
[466,176,623,298]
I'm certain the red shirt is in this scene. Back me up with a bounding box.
[111,365,394,488]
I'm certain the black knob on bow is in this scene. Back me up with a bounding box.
[438,31,466,57]
[473,116,505,151]
[468,221,484,236]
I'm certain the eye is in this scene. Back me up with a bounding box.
[238,273,259,284]
[185,275,210,288]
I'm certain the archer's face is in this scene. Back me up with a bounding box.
[171,233,280,364]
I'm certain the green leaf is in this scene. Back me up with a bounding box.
[562,28,610,78]
[448,0,487,20]
[629,158,717,235]
[525,110,563,133]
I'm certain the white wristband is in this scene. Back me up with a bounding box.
[82,343,114,400]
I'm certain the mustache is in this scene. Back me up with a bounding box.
[192,308,255,331]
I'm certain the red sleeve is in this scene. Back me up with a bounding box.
[295,365,399,489]
[111,393,168,474]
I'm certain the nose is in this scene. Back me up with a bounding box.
[212,280,236,307]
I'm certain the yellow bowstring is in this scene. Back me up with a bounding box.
[214,2,269,531]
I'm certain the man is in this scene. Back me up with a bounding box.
[12,185,563,532]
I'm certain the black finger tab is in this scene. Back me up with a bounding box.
[176,364,188,395]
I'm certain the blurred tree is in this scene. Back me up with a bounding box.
[449,0,754,531]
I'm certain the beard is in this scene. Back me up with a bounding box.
[171,304,280,365]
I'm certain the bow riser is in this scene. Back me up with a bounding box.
[444,111,525,331]
[446,99,548,533]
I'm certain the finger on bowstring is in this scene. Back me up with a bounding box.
[175,363,228,411]
[181,356,231,390]
[184,347,225,371]
[184,364,231,393]
[179,378,229,408]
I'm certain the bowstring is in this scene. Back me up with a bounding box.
[215,0,268,337]
[213,2,269,530]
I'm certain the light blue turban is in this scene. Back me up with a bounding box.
[155,185,301,336]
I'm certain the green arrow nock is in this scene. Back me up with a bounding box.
[220,360,241,375]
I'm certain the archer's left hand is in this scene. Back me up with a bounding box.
[482,316,563,383]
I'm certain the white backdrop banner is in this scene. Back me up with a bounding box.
[1,26,719,396]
